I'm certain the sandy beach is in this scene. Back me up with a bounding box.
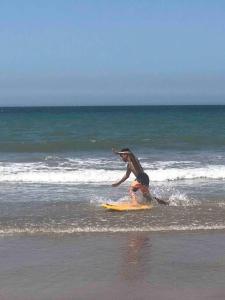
[0,231,225,300]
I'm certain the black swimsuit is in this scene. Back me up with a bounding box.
[136,172,149,186]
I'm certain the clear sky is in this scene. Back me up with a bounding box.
[1,0,225,106]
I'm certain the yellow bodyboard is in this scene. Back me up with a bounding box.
[101,202,153,211]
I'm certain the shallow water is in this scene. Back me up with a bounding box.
[1,106,225,236]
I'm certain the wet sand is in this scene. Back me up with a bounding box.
[0,231,225,300]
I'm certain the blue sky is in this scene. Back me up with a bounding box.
[0,0,225,105]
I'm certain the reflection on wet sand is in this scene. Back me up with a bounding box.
[120,233,152,282]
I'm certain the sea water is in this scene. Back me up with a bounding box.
[0,105,225,234]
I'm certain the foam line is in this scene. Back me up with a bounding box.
[1,225,225,235]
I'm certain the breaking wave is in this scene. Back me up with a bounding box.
[1,160,225,184]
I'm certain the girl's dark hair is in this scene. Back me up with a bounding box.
[120,148,130,152]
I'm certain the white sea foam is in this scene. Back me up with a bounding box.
[0,168,123,184]
[168,192,199,206]
[0,224,225,235]
[143,160,196,169]
[1,161,225,184]
[148,166,225,181]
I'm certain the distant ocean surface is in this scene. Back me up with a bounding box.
[1,105,225,235]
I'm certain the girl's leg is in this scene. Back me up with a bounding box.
[129,186,139,205]
[129,181,140,205]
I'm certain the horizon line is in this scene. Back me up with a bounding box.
[1,104,225,108]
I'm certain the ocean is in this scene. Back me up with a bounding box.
[1,105,225,234]
[0,105,225,299]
